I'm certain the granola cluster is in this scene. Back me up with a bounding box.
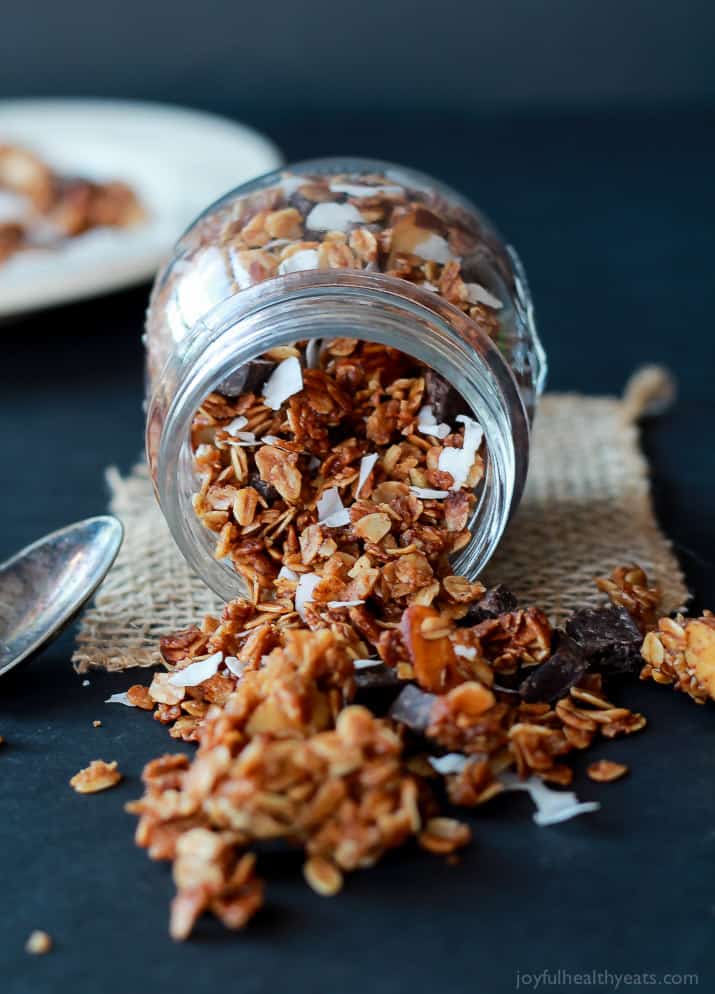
[121,561,715,939]
[0,143,145,265]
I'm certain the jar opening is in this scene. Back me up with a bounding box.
[149,271,529,601]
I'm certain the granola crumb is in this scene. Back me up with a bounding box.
[92,720,102,728]
[587,760,629,782]
[25,930,52,955]
[69,759,122,794]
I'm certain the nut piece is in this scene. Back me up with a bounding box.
[25,930,52,955]
[303,856,344,896]
[587,760,628,782]
[69,759,122,794]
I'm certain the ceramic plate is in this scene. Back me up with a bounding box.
[0,99,282,318]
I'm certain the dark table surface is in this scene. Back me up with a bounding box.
[2,107,714,994]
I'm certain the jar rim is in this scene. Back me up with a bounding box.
[149,270,530,601]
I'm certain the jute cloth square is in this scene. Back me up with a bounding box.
[72,369,688,673]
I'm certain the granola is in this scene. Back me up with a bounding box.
[69,759,123,794]
[0,143,145,267]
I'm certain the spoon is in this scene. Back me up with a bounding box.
[0,515,123,678]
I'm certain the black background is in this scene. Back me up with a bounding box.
[2,57,715,994]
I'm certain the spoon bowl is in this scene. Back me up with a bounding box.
[0,516,123,677]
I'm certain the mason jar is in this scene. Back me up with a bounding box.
[145,157,547,601]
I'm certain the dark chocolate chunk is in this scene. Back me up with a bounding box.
[247,472,279,504]
[218,359,276,398]
[458,584,518,626]
[565,605,643,677]
[353,663,404,715]
[519,633,588,703]
[389,684,437,735]
[423,368,470,426]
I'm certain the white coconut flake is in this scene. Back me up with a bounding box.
[353,658,381,669]
[295,572,321,622]
[327,600,365,609]
[226,416,248,436]
[277,566,299,582]
[82,679,91,687]
[454,644,477,660]
[168,651,223,688]
[416,404,451,439]
[306,201,363,232]
[500,773,601,827]
[329,182,404,198]
[278,249,320,275]
[278,174,305,197]
[317,487,351,527]
[176,246,233,325]
[224,656,247,678]
[429,753,469,775]
[412,233,454,265]
[105,692,135,707]
[228,249,253,290]
[356,453,379,496]
[466,282,503,309]
[409,486,450,500]
[438,415,484,490]
[261,356,303,411]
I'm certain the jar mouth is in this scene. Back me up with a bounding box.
[149,270,530,601]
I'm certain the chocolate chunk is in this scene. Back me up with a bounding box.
[247,472,279,504]
[565,605,643,677]
[423,368,470,425]
[218,359,276,398]
[458,584,518,626]
[519,633,588,703]
[389,684,437,735]
[353,664,404,715]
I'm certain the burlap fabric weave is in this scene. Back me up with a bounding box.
[72,368,688,673]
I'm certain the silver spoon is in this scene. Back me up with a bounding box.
[0,516,123,677]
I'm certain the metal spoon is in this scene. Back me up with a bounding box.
[0,516,123,677]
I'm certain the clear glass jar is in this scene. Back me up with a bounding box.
[145,158,546,601]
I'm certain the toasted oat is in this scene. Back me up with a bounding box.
[25,930,52,955]
[587,760,628,782]
[69,759,122,794]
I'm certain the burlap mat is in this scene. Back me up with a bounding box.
[72,367,688,673]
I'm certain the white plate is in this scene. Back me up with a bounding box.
[0,99,283,318]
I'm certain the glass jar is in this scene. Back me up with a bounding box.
[145,157,546,601]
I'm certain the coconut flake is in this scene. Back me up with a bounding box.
[317,487,351,528]
[353,658,381,670]
[278,174,305,197]
[438,415,484,490]
[261,356,303,411]
[416,404,451,439]
[412,233,454,265]
[224,656,247,678]
[454,644,477,660]
[306,202,363,232]
[409,486,450,500]
[356,453,379,496]
[500,773,601,827]
[466,282,503,309]
[327,600,365,609]
[329,182,404,198]
[168,651,223,688]
[277,566,299,582]
[226,416,248,436]
[295,573,321,621]
[82,679,91,687]
[105,692,135,707]
[429,753,469,775]
[278,249,320,275]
